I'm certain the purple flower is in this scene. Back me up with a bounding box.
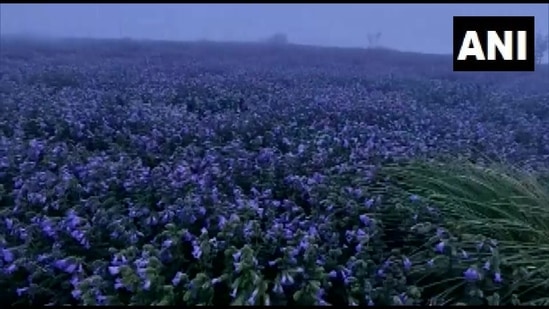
[345,230,354,243]
[435,241,445,253]
[172,271,183,286]
[17,227,28,241]
[231,287,239,298]
[162,239,173,248]
[114,278,124,289]
[108,266,120,275]
[66,211,80,229]
[192,241,202,259]
[399,292,408,304]
[359,214,370,226]
[329,270,337,278]
[71,289,82,299]
[299,239,309,250]
[142,279,151,290]
[483,261,491,271]
[283,228,293,240]
[232,251,242,262]
[54,259,77,274]
[27,192,46,205]
[2,249,14,263]
[37,254,48,262]
[5,263,17,274]
[5,218,13,230]
[70,229,85,241]
[464,267,480,282]
[410,194,420,202]
[494,272,502,283]
[247,288,258,305]
[182,231,193,241]
[96,293,107,305]
[65,263,78,274]
[135,258,148,269]
[290,247,300,257]
[145,215,158,226]
[436,227,445,238]
[356,228,368,240]
[218,215,227,229]
[269,281,282,294]
[308,226,318,237]
[70,275,80,287]
[54,259,68,270]
[16,287,28,296]
[281,273,294,285]
[403,257,412,271]
[41,220,56,238]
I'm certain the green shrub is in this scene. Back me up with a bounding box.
[380,160,549,305]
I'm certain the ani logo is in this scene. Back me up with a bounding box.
[453,16,535,72]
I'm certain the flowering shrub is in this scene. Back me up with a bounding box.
[0,38,548,306]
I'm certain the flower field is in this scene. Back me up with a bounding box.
[1,38,548,306]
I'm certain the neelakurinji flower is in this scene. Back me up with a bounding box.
[463,267,480,282]
[54,258,78,274]
[108,266,120,276]
[435,241,445,253]
[403,256,412,271]
[359,214,371,226]
[16,287,29,296]
[2,248,14,263]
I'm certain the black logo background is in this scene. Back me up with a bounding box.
[453,16,535,72]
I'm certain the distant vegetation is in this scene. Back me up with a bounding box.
[265,33,289,45]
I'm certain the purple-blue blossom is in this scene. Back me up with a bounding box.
[108,266,120,276]
[2,249,14,263]
[359,214,371,226]
[494,272,502,283]
[464,267,480,282]
[403,256,412,271]
[435,241,445,253]
[172,271,183,286]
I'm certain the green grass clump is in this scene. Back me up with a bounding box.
[380,160,549,306]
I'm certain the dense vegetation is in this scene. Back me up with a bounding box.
[1,38,548,306]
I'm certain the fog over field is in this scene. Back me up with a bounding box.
[1,3,548,59]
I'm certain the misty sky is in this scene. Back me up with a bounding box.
[1,4,548,55]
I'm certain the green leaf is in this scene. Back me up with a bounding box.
[486,293,500,306]
[183,291,192,302]
[310,280,321,290]
[511,294,521,305]
[392,295,403,305]
[293,290,303,302]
